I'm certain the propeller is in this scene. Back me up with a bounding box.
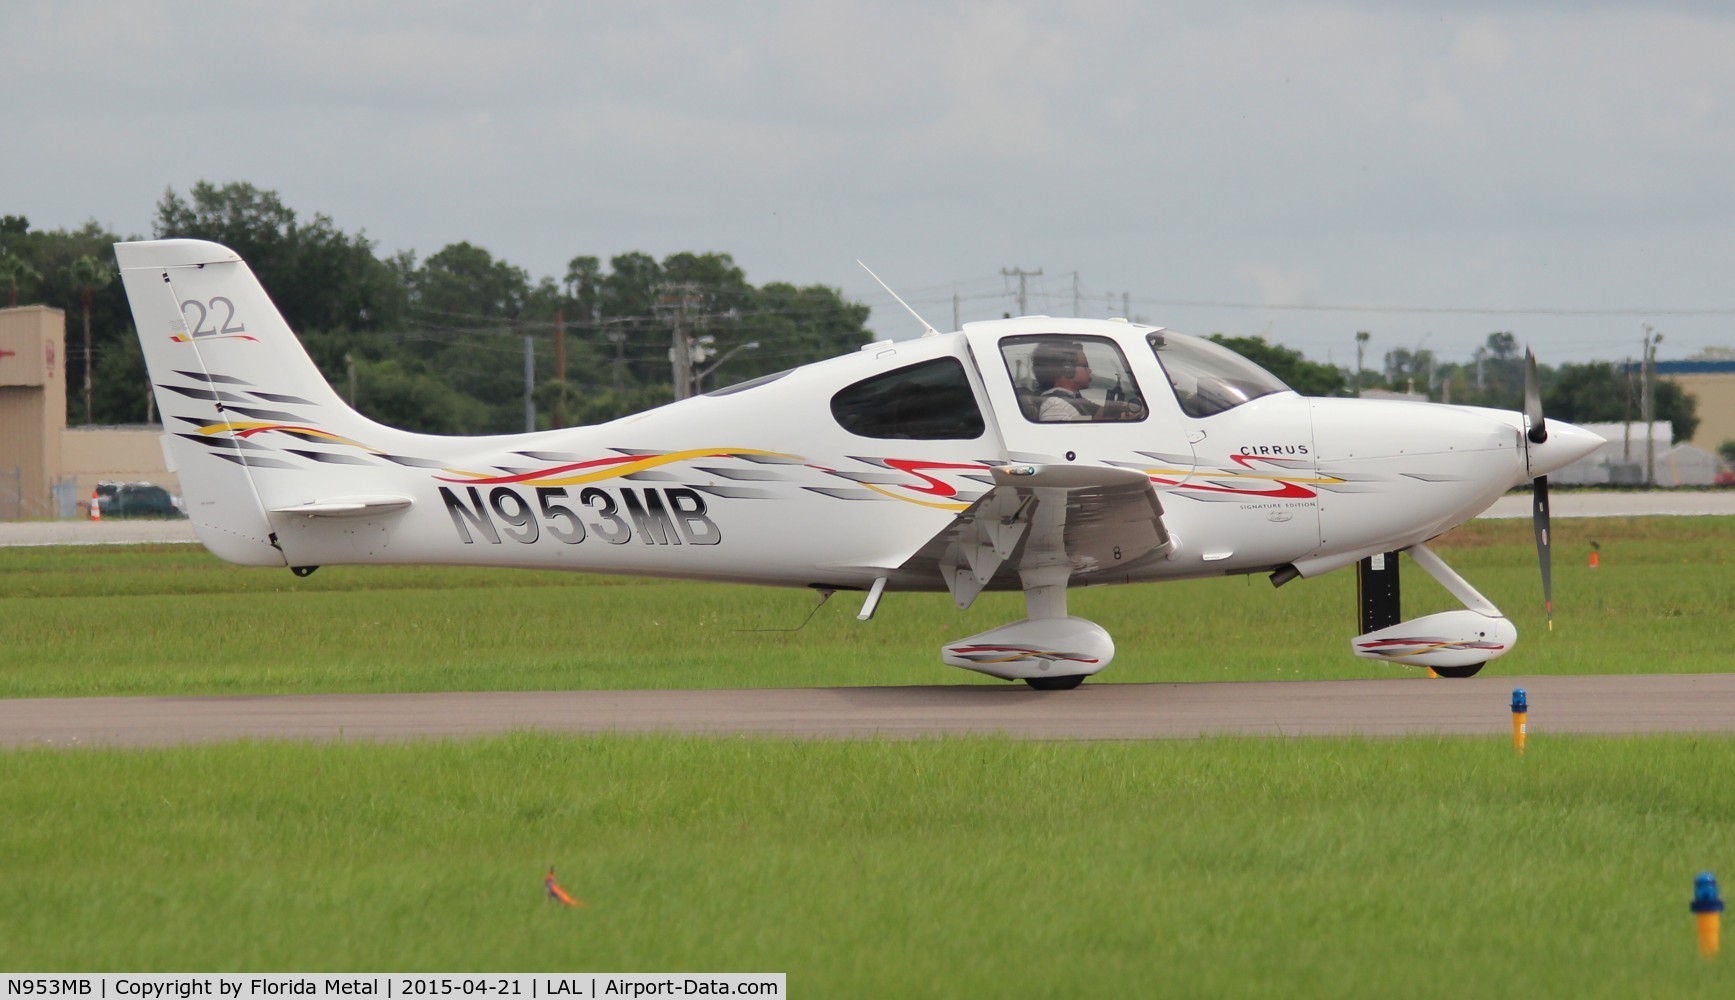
[1523,350,1552,631]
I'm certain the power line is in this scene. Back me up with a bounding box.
[866,270,1735,320]
[1128,297,1735,318]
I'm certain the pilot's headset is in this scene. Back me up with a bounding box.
[1031,341,1085,389]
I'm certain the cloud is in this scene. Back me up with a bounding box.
[6,1,1735,362]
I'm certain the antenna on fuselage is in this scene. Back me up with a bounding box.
[857,260,941,337]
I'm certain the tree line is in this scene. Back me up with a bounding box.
[0,181,1698,441]
[1,182,875,433]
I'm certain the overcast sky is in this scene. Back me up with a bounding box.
[6,1,1733,367]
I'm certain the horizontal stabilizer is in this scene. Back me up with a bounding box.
[270,495,415,518]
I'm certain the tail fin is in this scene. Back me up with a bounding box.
[115,239,411,565]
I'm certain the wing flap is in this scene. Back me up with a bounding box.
[898,463,1173,609]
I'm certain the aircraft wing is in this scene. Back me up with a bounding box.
[894,464,1174,609]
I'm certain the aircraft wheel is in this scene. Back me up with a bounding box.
[1025,674,1087,691]
[1430,663,1486,679]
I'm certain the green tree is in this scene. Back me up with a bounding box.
[90,332,153,424]
[156,181,405,333]
[67,254,114,423]
[1207,335,1347,397]
[0,252,39,307]
[1382,347,1437,395]
[399,243,541,432]
[1545,361,1699,443]
[599,252,665,386]
[1468,331,1525,409]
[411,242,531,323]
[736,282,871,382]
[349,356,490,434]
[563,255,603,319]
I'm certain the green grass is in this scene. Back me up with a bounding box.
[4,516,1733,989]
[2,516,1732,697]
[3,734,1733,996]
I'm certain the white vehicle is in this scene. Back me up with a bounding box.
[115,239,1602,689]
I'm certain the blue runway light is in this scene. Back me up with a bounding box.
[1510,688,1527,713]
[1692,873,1725,914]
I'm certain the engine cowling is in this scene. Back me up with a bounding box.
[1352,610,1517,670]
[943,617,1114,681]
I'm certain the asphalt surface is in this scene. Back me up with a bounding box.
[4,674,1733,748]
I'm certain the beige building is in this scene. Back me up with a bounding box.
[0,305,177,519]
[0,306,67,519]
[1659,361,1735,461]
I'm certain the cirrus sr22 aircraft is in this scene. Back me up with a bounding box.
[115,239,1603,689]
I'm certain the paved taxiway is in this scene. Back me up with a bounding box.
[4,674,1733,748]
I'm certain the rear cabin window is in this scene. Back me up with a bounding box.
[830,358,986,440]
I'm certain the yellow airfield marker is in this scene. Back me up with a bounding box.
[1692,873,1724,958]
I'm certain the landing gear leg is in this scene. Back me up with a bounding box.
[1017,570,1092,691]
[938,488,1114,689]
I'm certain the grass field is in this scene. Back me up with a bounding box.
[3,514,1733,991]
[2,515,1732,697]
[3,734,1733,995]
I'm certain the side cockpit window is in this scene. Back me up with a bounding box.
[1147,330,1290,418]
[830,357,986,440]
[999,335,1147,423]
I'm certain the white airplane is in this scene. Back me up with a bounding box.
[115,239,1602,689]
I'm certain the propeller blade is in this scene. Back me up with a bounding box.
[1533,474,1553,631]
[1523,349,1548,445]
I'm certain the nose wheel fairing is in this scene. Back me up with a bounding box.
[1350,542,1517,673]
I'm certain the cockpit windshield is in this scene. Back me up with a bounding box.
[1146,330,1291,418]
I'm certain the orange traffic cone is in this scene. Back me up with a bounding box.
[90,489,101,521]
[1588,551,1598,568]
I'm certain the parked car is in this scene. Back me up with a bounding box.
[95,482,187,519]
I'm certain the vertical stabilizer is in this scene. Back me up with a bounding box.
[114,239,395,565]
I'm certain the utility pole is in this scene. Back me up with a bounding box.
[1355,331,1370,397]
[608,324,625,391]
[345,352,357,407]
[660,283,702,400]
[672,305,691,400]
[1623,356,1635,464]
[523,333,536,433]
[1642,324,1662,486]
[81,286,94,424]
[1001,267,1041,316]
[554,306,567,427]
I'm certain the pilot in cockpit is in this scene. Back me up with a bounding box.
[1031,340,1144,422]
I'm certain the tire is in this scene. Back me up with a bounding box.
[1025,674,1087,691]
[1430,663,1485,679]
